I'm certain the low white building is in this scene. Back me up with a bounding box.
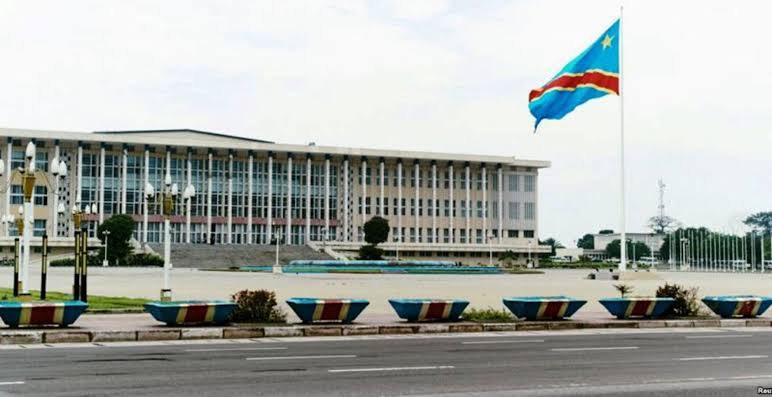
[593,232,665,258]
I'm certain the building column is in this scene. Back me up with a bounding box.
[360,158,366,238]
[142,147,148,243]
[51,143,60,238]
[266,153,273,244]
[449,163,454,244]
[247,152,253,244]
[324,155,331,238]
[465,163,470,244]
[397,160,402,243]
[4,138,11,236]
[414,160,420,242]
[343,157,349,242]
[98,145,106,223]
[206,151,212,244]
[120,146,128,214]
[227,152,233,244]
[482,165,487,242]
[497,165,503,244]
[305,155,311,243]
[431,161,437,243]
[379,159,385,216]
[186,149,192,243]
[286,154,293,245]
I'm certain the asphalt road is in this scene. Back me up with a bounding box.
[1,328,771,396]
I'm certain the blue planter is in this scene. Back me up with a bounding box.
[388,299,469,322]
[0,301,88,328]
[702,295,772,318]
[599,298,675,319]
[502,296,586,320]
[286,298,369,324]
[145,300,237,325]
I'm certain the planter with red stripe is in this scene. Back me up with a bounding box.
[388,299,469,322]
[502,296,586,320]
[599,297,675,319]
[286,298,370,324]
[0,301,88,328]
[144,300,237,325]
[702,295,772,318]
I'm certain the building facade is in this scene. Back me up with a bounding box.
[0,128,551,261]
[593,232,666,258]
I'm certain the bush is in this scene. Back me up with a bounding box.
[463,307,516,322]
[656,283,701,317]
[123,254,164,267]
[358,244,383,260]
[50,256,100,267]
[229,289,286,323]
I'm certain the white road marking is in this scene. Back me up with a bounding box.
[462,339,545,345]
[677,355,768,361]
[0,381,25,386]
[551,346,639,352]
[186,347,287,352]
[246,354,356,361]
[328,365,455,373]
[729,374,772,380]
[685,334,752,339]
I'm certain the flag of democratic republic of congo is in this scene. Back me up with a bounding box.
[528,19,620,131]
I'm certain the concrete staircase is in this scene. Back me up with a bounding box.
[146,244,334,269]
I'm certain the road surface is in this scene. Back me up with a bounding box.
[1,327,771,396]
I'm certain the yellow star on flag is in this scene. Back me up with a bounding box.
[601,34,614,50]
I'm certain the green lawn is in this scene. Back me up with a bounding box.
[0,288,149,310]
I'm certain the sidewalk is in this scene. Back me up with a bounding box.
[1,312,770,345]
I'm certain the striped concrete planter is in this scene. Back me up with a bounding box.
[702,295,772,318]
[286,298,370,324]
[0,301,88,328]
[144,300,237,325]
[502,296,586,320]
[388,299,469,322]
[599,297,675,319]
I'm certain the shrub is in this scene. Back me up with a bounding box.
[123,253,164,267]
[613,283,633,298]
[463,307,516,322]
[50,256,100,267]
[358,244,383,260]
[656,283,701,317]
[229,289,286,323]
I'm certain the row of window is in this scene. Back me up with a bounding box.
[354,226,535,244]
[358,167,535,193]
[356,198,535,220]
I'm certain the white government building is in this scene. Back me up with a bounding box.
[0,128,551,263]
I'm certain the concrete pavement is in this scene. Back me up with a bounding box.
[1,327,771,396]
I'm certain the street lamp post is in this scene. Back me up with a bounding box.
[487,232,494,266]
[527,240,533,268]
[321,226,328,252]
[145,173,178,301]
[273,231,282,274]
[102,230,111,267]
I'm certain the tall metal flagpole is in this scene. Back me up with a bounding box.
[618,5,627,272]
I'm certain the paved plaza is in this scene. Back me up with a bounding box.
[3,266,770,322]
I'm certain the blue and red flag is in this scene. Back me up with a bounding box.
[529,19,619,131]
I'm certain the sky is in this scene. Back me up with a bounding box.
[0,0,770,246]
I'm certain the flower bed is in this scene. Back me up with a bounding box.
[502,296,586,320]
[388,299,469,322]
[0,301,88,328]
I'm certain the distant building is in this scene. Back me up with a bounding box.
[593,232,665,258]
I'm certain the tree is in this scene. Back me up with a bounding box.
[97,214,135,265]
[598,229,614,235]
[363,216,389,245]
[576,233,594,249]
[359,216,389,260]
[648,215,679,234]
[744,212,772,234]
[539,237,564,256]
[605,239,651,260]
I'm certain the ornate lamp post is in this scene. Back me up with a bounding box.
[146,173,178,301]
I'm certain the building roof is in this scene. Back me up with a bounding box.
[96,129,274,144]
[0,127,551,168]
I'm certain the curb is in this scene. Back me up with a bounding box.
[1,319,770,345]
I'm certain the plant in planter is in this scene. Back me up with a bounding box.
[613,283,633,298]
[656,283,701,317]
